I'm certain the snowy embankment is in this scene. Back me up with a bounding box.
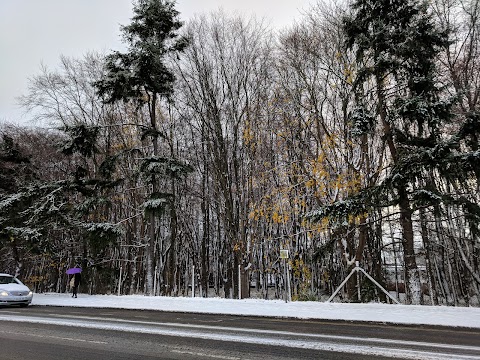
[32,293,480,329]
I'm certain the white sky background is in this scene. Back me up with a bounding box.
[0,0,311,126]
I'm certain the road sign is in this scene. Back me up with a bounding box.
[280,249,289,259]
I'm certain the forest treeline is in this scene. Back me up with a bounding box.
[1,0,479,306]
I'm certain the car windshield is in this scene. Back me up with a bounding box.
[0,276,18,285]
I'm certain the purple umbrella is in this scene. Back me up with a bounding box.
[66,267,82,275]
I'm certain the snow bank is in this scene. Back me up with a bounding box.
[31,293,480,329]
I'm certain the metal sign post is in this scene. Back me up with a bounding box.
[238,264,241,300]
[280,249,291,302]
[191,265,195,298]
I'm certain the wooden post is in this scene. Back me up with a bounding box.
[192,265,195,298]
[238,264,241,300]
[118,265,123,296]
[356,261,361,301]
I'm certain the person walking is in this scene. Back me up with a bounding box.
[72,272,81,298]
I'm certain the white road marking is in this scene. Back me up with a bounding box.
[171,349,241,360]
[0,329,108,344]
[39,313,480,354]
[0,314,478,360]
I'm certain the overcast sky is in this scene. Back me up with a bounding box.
[0,0,311,126]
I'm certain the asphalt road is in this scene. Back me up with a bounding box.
[0,306,479,359]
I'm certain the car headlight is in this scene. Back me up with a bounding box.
[0,290,9,296]
[28,291,33,296]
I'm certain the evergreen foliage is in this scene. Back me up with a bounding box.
[93,0,192,209]
[94,0,188,104]
[92,0,191,295]
[313,0,480,229]
[307,0,479,304]
[0,126,123,277]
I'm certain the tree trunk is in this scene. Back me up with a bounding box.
[165,182,177,296]
[398,189,422,305]
[420,209,438,305]
[146,94,159,296]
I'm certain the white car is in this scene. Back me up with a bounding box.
[0,273,33,307]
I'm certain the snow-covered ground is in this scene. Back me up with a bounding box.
[32,293,480,329]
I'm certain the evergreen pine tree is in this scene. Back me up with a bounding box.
[308,0,480,304]
[0,127,123,278]
[0,132,38,276]
[93,0,190,295]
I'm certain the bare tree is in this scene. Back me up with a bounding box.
[175,12,274,298]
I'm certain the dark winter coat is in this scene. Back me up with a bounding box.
[73,273,81,287]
